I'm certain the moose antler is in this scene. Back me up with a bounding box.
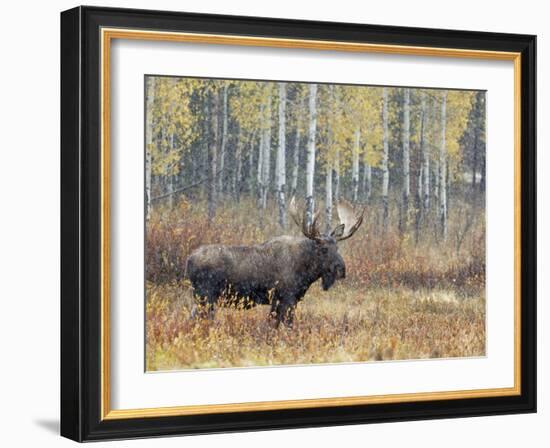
[289,196,322,241]
[333,200,365,242]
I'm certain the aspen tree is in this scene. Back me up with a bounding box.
[276,82,287,228]
[305,83,318,226]
[145,77,155,220]
[381,87,390,231]
[439,90,448,240]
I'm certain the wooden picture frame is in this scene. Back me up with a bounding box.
[61,5,536,441]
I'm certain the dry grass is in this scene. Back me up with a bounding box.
[145,196,486,371]
[146,282,485,370]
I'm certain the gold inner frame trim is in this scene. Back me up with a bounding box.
[100,27,522,421]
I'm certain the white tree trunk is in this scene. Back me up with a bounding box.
[218,84,228,195]
[434,159,440,203]
[325,163,333,233]
[352,127,360,202]
[276,82,287,228]
[291,127,300,196]
[305,83,318,226]
[261,95,272,210]
[145,77,155,220]
[417,166,423,206]
[208,91,219,222]
[439,90,448,240]
[421,92,430,210]
[363,162,372,201]
[256,105,264,206]
[334,148,340,203]
[432,96,439,204]
[234,139,242,201]
[165,79,178,210]
[291,97,303,197]
[401,88,410,231]
[167,132,175,209]
[381,87,390,230]
[248,137,255,195]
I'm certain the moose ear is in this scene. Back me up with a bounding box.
[330,223,346,238]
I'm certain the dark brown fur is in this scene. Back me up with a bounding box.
[186,235,345,326]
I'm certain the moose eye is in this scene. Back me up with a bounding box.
[320,246,329,255]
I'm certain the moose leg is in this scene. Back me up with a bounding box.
[268,300,280,328]
[274,301,296,328]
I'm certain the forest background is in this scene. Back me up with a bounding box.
[144,77,487,370]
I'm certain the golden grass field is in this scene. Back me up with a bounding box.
[145,197,486,371]
[146,282,485,370]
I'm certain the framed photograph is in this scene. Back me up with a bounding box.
[60,6,536,441]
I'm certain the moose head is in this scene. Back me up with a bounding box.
[288,197,365,291]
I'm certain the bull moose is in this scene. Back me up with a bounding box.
[186,199,364,327]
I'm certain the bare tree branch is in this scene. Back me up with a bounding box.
[150,167,225,203]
